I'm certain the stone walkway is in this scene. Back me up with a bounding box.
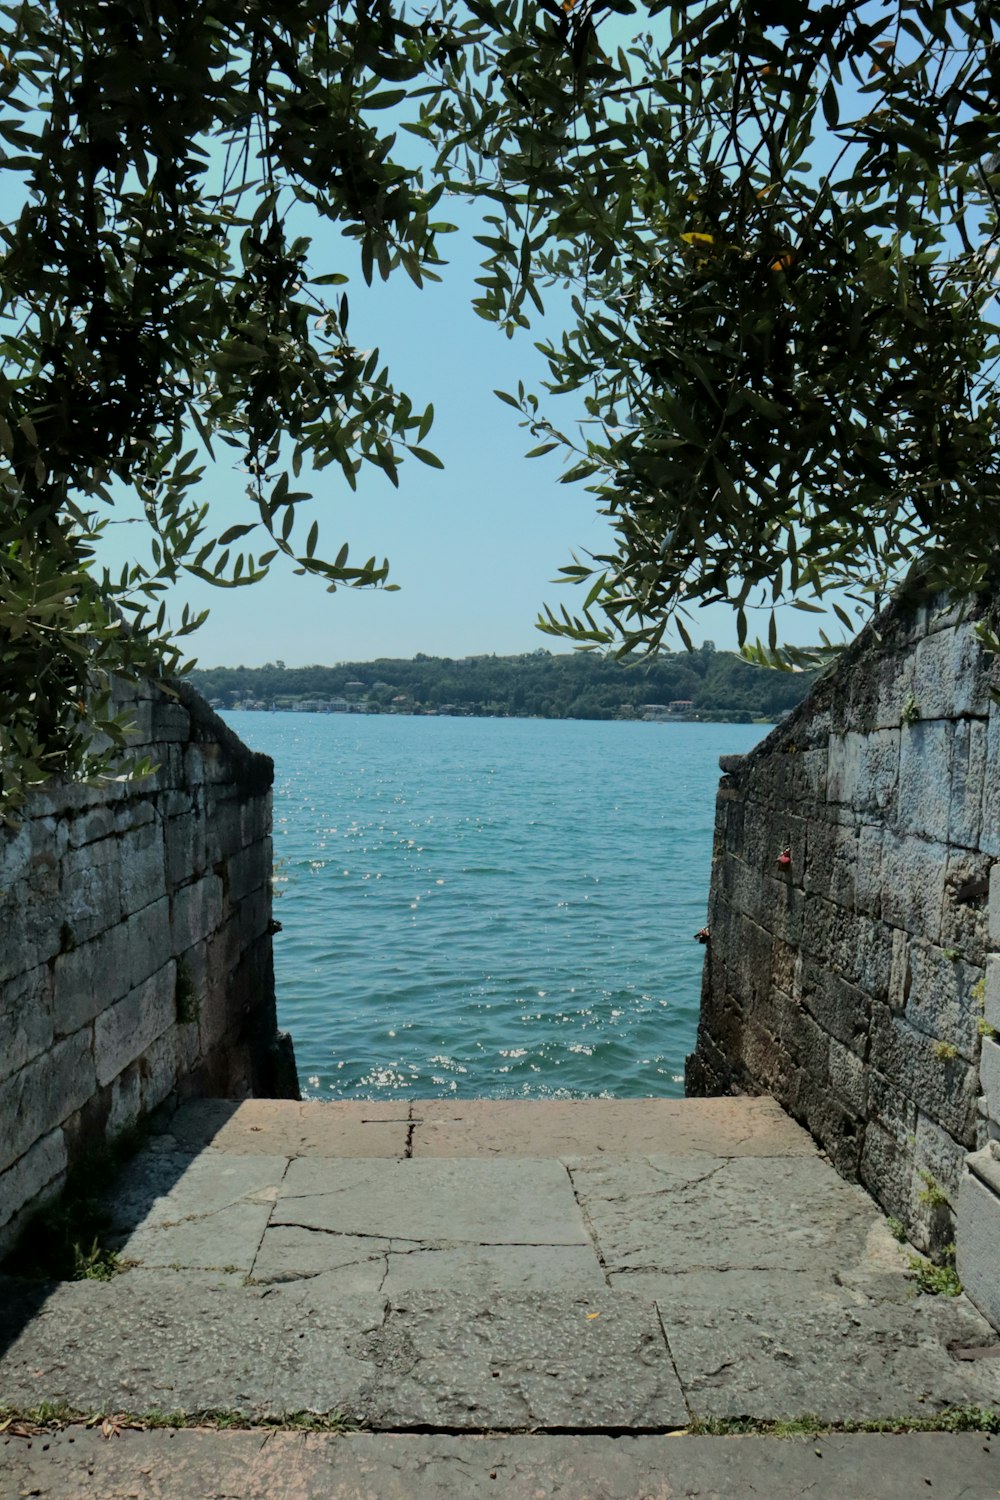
[3,1096,1000,1496]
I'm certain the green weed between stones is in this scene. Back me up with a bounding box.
[687,1408,1000,1437]
[3,1405,997,1440]
[0,1405,356,1437]
[917,1170,950,1209]
[1,1126,149,1283]
[886,1217,908,1243]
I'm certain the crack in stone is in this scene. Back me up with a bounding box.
[654,1302,694,1423]
[564,1163,612,1288]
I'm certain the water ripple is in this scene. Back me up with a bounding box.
[225,713,768,1100]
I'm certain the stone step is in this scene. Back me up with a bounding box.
[152,1093,817,1160]
[2,1094,1000,1434]
[5,1427,1000,1499]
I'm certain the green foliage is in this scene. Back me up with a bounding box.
[1,1125,147,1282]
[932,1041,959,1062]
[908,1255,963,1297]
[0,0,457,808]
[433,0,1000,661]
[917,1170,950,1208]
[901,694,921,726]
[7,0,1000,797]
[886,1217,907,1244]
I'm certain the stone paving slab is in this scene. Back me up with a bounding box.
[372,1292,686,1430]
[665,1297,1000,1422]
[0,1276,382,1420]
[7,1270,1000,1431]
[158,1098,410,1157]
[407,1096,816,1158]
[252,1231,607,1295]
[6,1429,1000,1500]
[272,1156,589,1245]
[569,1154,890,1279]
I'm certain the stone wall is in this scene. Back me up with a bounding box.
[687,591,1000,1292]
[0,680,297,1254]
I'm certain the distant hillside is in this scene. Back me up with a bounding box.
[189,647,820,723]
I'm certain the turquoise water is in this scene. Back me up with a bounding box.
[224,713,768,1100]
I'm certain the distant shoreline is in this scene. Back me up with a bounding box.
[192,647,815,726]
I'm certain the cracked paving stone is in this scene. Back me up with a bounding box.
[664,1294,1000,1422]
[0,1274,381,1420]
[101,1151,290,1272]
[356,1292,688,1430]
[570,1155,883,1278]
[251,1227,392,1289]
[274,1157,588,1246]
[103,1151,289,1233]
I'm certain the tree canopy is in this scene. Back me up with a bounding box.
[1,0,998,803]
[431,0,1000,662]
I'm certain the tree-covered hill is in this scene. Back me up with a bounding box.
[189,647,819,723]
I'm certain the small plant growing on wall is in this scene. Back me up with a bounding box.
[175,959,199,1026]
[901,693,920,726]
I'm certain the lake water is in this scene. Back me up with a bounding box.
[224,712,769,1100]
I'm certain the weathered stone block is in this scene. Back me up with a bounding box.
[957,1156,1000,1330]
[803,820,858,908]
[905,941,980,1061]
[979,1037,1000,1127]
[913,620,991,720]
[867,1059,919,1143]
[0,1029,95,1175]
[880,833,946,941]
[165,811,206,889]
[66,805,116,849]
[826,732,863,806]
[980,709,1000,858]
[119,822,167,912]
[799,957,870,1055]
[869,1011,978,1143]
[226,843,269,906]
[59,836,123,944]
[828,1037,867,1117]
[94,963,176,1088]
[53,923,130,1036]
[138,1029,181,1114]
[913,1109,965,1204]
[149,700,192,744]
[940,850,992,962]
[990,861,1000,945]
[0,965,54,1086]
[859,1121,912,1223]
[204,796,245,866]
[801,896,893,998]
[874,648,915,729]
[113,799,157,837]
[0,1127,67,1235]
[898,722,952,842]
[126,897,172,990]
[984,955,1000,1035]
[949,718,986,850]
[854,824,884,918]
[170,873,224,955]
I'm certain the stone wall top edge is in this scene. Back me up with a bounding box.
[720,583,996,793]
